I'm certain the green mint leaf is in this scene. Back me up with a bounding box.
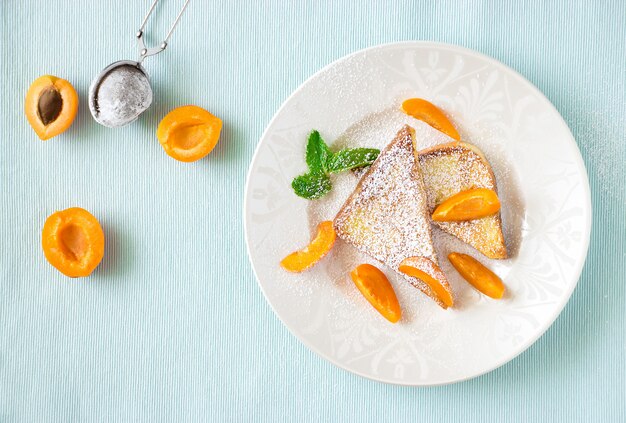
[305,130,331,174]
[291,172,332,199]
[326,148,380,173]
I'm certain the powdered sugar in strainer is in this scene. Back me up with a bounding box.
[88,0,190,128]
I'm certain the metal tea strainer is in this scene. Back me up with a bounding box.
[88,0,190,128]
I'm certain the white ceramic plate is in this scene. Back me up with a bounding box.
[244,42,591,385]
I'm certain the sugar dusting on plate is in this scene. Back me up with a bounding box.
[292,106,526,328]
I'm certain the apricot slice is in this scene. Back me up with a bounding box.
[448,253,505,299]
[398,256,454,308]
[157,105,223,162]
[432,188,501,222]
[42,207,105,278]
[401,98,460,141]
[350,264,401,323]
[280,221,336,272]
[25,75,78,140]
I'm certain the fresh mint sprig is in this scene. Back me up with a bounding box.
[326,148,380,173]
[291,131,379,200]
[291,172,332,200]
[305,130,331,175]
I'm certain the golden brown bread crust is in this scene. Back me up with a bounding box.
[334,125,450,308]
[417,142,507,259]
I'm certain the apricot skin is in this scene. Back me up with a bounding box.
[432,188,501,222]
[448,252,505,299]
[398,256,454,309]
[280,221,336,272]
[351,264,402,323]
[401,98,460,141]
[157,105,223,162]
[25,75,78,140]
[42,208,105,278]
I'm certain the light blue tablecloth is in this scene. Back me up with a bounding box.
[1,0,624,421]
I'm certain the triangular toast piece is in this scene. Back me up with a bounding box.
[418,142,507,259]
[334,125,451,308]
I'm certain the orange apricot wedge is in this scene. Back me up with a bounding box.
[42,207,105,278]
[350,264,401,323]
[25,75,78,140]
[280,221,336,272]
[398,256,454,308]
[157,105,223,162]
[432,188,501,222]
[401,98,460,141]
[448,252,505,299]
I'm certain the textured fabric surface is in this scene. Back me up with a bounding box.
[1,0,624,421]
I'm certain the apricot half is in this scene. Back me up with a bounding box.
[25,75,78,140]
[448,252,505,299]
[398,256,454,308]
[280,221,336,272]
[350,264,401,323]
[432,188,501,222]
[42,207,105,278]
[157,105,223,162]
[401,98,460,141]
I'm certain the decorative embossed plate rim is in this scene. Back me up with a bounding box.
[244,42,591,385]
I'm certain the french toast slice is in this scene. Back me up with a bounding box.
[334,125,452,308]
[417,142,507,259]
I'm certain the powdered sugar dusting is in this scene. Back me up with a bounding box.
[419,143,507,259]
[247,44,587,383]
[332,126,441,303]
[306,106,524,313]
